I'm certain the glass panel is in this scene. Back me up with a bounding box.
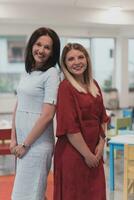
[60,37,90,53]
[128,39,134,90]
[0,73,20,93]
[0,36,26,93]
[91,38,115,90]
[60,37,66,53]
[67,38,90,50]
[7,40,25,63]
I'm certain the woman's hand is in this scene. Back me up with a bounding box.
[84,153,99,168]
[10,138,17,154]
[14,144,28,158]
[95,137,105,161]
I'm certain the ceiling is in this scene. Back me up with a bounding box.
[0,0,134,27]
[0,0,134,10]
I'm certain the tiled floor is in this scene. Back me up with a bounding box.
[1,154,134,200]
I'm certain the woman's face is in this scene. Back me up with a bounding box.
[32,35,53,67]
[65,49,87,78]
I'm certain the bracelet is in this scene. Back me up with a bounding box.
[21,142,30,150]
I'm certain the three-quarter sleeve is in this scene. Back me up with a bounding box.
[100,106,110,138]
[43,67,60,105]
[100,104,110,124]
[56,81,81,137]
[100,90,110,138]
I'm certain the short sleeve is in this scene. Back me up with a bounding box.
[56,81,81,137]
[43,67,60,105]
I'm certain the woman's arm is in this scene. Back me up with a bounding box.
[101,122,107,136]
[15,103,55,158]
[95,122,107,160]
[10,101,18,154]
[24,103,55,146]
[67,133,99,168]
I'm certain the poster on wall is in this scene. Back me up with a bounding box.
[8,40,25,63]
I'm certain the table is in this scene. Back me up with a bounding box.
[108,133,134,191]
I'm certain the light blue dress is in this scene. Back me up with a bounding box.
[12,67,60,200]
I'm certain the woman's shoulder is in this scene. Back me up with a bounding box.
[59,79,70,88]
[28,67,59,76]
[93,79,102,95]
[58,80,76,100]
[93,79,100,88]
[19,72,28,79]
[60,79,68,84]
[93,78,97,84]
[46,67,59,75]
[41,67,60,80]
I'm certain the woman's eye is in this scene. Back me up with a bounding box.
[44,45,50,50]
[79,55,84,59]
[35,42,41,47]
[68,57,74,61]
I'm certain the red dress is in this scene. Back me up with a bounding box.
[54,79,109,200]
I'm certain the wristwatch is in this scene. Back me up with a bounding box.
[21,142,30,150]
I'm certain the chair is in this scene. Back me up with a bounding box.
[105,117,132,159]
[123,144,134,200]
[123,108,133,118]
[116,117,132,134]
[107,117,132,138]
[0,128,11,155]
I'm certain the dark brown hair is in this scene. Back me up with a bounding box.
[25,27,60,73]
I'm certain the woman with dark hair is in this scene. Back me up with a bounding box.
[54,43,110,200]
[10,27,60,200]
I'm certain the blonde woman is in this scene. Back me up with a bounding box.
[54,43,110,200]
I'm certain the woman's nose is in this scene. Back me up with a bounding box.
[74,58,80,64]
[38,46,44,54]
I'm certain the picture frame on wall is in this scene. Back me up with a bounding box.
[7,40,25,63]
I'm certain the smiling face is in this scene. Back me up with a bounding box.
[65,49,87,79]
[32,35,53,68]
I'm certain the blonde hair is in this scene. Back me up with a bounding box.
[61,43,100,97]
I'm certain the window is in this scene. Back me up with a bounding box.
[66,38,90,51]
[0,36,26,93]
[8,40,25,63]
[91,38,115,90]
[128,39,134,90]
[60,37,90,53]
